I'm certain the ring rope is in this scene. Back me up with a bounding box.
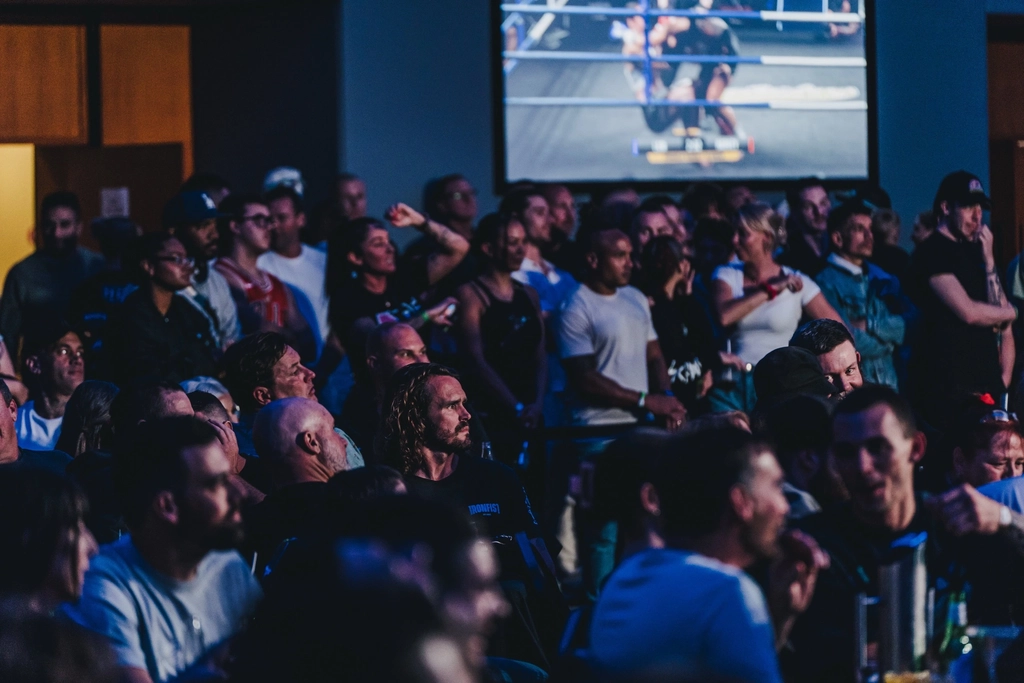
[504,51,866,67]
[505,96,868,110]
[500,5,863,23]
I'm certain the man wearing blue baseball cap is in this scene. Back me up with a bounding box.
[163,191,241,350]
[909,170,1017,427]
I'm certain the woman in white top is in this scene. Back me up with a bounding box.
[709,203,842,411]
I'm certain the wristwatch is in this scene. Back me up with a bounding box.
[1000,505,1012,528]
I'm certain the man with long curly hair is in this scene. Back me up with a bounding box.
[376,363,537,541]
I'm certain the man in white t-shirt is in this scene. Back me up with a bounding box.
[17,324,85,450]
[259,186,333,361]
[590,427,828,682]
[62,417,262,683]
[558,228,685,428]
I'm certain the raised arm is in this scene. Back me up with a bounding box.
[386,202,470,286]
[930,274,1017,327]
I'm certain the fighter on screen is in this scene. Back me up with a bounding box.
[619,0,743,137]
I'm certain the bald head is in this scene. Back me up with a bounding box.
[366,323,429,382]
[252,397,348,483]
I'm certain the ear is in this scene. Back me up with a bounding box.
[910,431,928,465]
[728,484,755,525]
[952,446,968,481]
[480,241,495,259]
[229,220,242,237]
[939,200,949,217]
[153,490,180,525]
[141,259,156,278]
[346,251,364,268]
[252,386,273,408]
[24,354,42,377]
[830,230,844,251]
[365,354,379,372]
[299,431,321,456]
[584,251,598,270]
[639,482,661,517]
[296,212,306,229]
[6,399,16,423]
[855,351,862,366]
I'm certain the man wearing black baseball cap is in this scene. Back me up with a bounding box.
[909,171,1016,427]
[163,191,241,350]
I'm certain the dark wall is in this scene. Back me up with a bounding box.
[191,0,341,209]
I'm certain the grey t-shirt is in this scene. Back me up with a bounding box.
[558,284,658,425]
[62,536,262,682]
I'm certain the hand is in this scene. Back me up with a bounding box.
[768,530,830,620]
[208,420,243,475]
[785,274,804,293]
[698,370,713,398]
[518,402,543,431]
[424,297,458,326]
[385,202,426,228]
[926,484,1004,536]
[645,394,687,431]
[979,224,996,269]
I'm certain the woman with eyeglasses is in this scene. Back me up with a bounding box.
[0,466,98,612]
[103,233,219,385]
[950,406,1024,488]
[215,193,314,359]
[640,236,720,414]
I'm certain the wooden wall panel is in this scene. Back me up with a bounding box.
[989,43,1024,142]
[100,25,192,177]
[0,26,87,143]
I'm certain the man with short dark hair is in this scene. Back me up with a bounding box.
[787,385,1024,681]
[560,229,685,429]
[780,178,832,277]
[813,201,905,389]
[628,200,675,261]
[163,191,241,350]
[63,417,262,683]
[259,186,333,360]
[104,234,218,386]
[423,174,478,241]
[16,323,85,450]
[590,427,827,681]
[0,191,104,351]
[221,332,315,456]
[790,319,864,399]
[910,171,1016,427]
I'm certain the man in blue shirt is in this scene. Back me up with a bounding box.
[814,201,907,389]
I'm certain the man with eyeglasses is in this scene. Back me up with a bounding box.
[0,191,104,357]
[16,322,85,450]
[104,234,219,386]
[215,194,314,360]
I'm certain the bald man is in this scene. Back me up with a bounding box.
[245,397,352,572]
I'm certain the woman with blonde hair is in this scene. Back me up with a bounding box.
[709,202,842,412]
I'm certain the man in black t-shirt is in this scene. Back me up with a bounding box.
[377,363,537,541]
[909,171,1016,427]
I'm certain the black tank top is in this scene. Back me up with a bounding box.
[471,278,543,405]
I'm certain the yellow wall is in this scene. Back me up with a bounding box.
[0,144,36,285]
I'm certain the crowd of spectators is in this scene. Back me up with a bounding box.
[3,165,1024,683]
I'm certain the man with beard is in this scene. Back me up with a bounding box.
[63,417,263,683]
[0,192,103,352]
[790,319,865,400]
[16,323,85,450]
[245,397,349,575]
[910,171,1016,427]
[589,427,828,682]
[164,191,241,350]
[377,363,538,541]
